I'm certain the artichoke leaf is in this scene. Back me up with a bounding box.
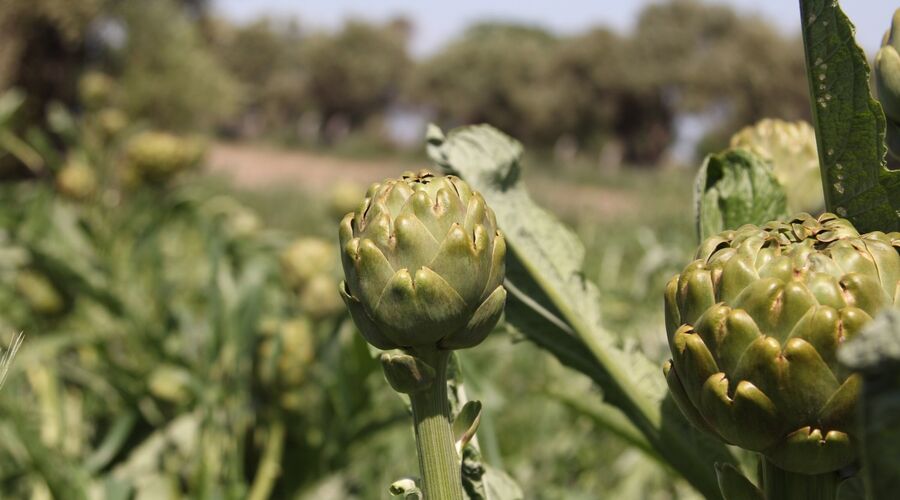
[427,123,738,499]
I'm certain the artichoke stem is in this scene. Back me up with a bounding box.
[761,457,839,500]
[407,348,464,500]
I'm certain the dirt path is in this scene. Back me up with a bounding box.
[207,142,408,191]
[206,142,637,218]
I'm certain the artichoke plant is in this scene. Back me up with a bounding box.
[729,119,823,214]
[664,213,899,478]
[875,8,900,166]
[280,238,335,290]
[339,170,506,500]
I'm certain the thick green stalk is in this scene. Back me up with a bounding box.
[761,457,838,500]
[407,348,464,500]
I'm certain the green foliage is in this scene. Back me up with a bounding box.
[839,309,900,500]
[0,93,410,498]
[874,9,900,167]
[715,463,763,500]
[115,0,239,132]
[800,0,900,233]
[694,149,788,242]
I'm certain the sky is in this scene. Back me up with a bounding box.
[214,0,892,57]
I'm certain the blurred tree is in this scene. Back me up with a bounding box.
[408,23,559,146]
[550,28,675,165]
[113,0,240,133]
[0,0,102,123]
[632,0,809,155]
[211,18,309,138]
[301,19,411,143]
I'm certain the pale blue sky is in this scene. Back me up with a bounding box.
[214,1,892,56]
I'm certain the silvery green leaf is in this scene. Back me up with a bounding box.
[427,124,737,499]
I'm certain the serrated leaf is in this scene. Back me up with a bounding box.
[800,0,900,232]
[695,149,789,242]
[838,308,900,500]
[427,124,736,499]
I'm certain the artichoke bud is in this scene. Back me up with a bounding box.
[256,318,314,392]
[280,238,336,290]
[56,160,98,200]
[664,213,899,474]
[95,108,129,139]
[298,274,344,319]
[16,269,65,315]
[339,170,507,351]
[876,9,900,125]
[78,71,115,110]
[381,352,436,393]
[122,131,204,185]
[148,365,194,405]
[328,181,366,221]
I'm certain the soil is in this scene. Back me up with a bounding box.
[206,142,637,218]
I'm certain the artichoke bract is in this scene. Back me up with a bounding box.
[339,170,506,351]
[664,213,899,475]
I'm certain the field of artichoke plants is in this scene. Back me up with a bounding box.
[1,0,899,499]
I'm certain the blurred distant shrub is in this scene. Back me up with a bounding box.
[210,18,309,138]
[114,0,240,132]
[408,24,559,146]
[301,19,411,143]
[633,0,809,155]
[0,0,100,127]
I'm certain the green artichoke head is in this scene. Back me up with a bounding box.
[875,9,900,124]
[56,159,98,201]
[664,213,900,474]
[339,170,506,351]
[122,131,204,185]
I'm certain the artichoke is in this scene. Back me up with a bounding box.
[298,274,344,319]
[122,131,204,185]
[664,213,899,474]
[339,170,506,351]
[729,119,823,214]
[78,71,115,110]
[16,269,66,315]
[328,181,366,221]
[56,159,98,200]
[875,9,900,163]
[280,238,335,290]
[255,318,315,411]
